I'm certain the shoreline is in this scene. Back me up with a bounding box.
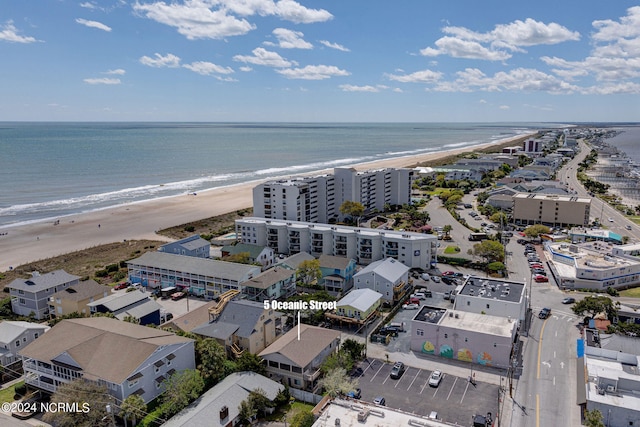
[0,132,535,272]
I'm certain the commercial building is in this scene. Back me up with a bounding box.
[7,270,80,320]
[512,193,591,227]
[252,167,413,223]
[20,317,194,403]
[454,277,528,324]
[410,306,517,369]
[127,251,261,299]
[236,217,437,270]
[546,242,640,290]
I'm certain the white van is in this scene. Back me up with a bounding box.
[421,273,430,281]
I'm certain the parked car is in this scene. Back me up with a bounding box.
[373,396,386,406]
[349,367,363,378]
[347,388,361,399]
[444,291,452,300]
[534,274,549,283]
[431,276,441,283]
[390,362,405,379]
[452,272,464,278]
[411,292,427,300]
[608,217,614,222]
[402,303,420,310]
[441,277,459,286]
[626,225,633,230]
[562,297,576,304]
[442,271,455,276]
[539,308,551,319]
[115,282,130,290]
[428,370,443,387]
[171,291,186,301]
[532,269,546,275]
[517,239,527,245]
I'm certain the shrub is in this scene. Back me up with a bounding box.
[95,270,108,278]
[184,226,195,232]
[105,264,119,273]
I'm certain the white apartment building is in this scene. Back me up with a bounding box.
[253,174,335,223]
[512,193,591,227]
[235,217,437,270]
[252,167,413,223]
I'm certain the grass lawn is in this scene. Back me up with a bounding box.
[265,400,315,423]
[0,381,23,404]
[619,288,640,298]
[444,246,460,254]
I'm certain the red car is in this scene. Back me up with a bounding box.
[115,282,130,290]
[442,271,455,276]
[171,291,186,301]
[534,275,549,283]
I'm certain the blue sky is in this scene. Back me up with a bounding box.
[1,1,639,122]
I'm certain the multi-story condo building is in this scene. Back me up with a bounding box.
[512,193,591,227]
[252,167,413,223]
[253,174,335,223]
[236,217,437,270]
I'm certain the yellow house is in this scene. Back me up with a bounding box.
[49,280,110,318]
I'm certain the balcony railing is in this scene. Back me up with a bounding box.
[303,367,322,382]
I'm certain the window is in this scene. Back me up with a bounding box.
[464,337,468,342]
[444,333,448,339]
[467,301,470,306]
[15,340,20,347]
[416,329,424,336]
[128,379,139,388]
[34,333,39,339]
[486,304,490,309]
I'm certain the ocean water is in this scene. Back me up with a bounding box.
[0,122,549,228]
[606,125,640,164]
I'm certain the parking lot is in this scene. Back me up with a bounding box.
[351,357,498,425]
[111,287,209,319]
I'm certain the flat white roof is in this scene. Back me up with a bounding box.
[438,310,515,338]
[586,355,640,411]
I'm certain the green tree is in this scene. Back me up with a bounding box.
[121,394,147,427]
[290,410,316,427]
[318,367,358,398]
[341,338,366,362]
[490,212,508,227]
[43,379,111,427]
[487,261,505,273]
[297,259,322,288]
[247,388,273,418]
[236,352,267,375]
[584,408,605,427]
[339,201,365,224]
[160,369,205,418]
[196,338,228,386]
[321,350,354,374]
[238,398,256,424]
[524,224,551,238]
[572,296,617,320]
[472,240,505,263]
[442,224,453,238]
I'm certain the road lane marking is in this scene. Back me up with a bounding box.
[446,377,457,400]
[554,351,556,358]
[407,369,420,391]
[536,394,540,427]
[553,376,556,386]
[537,317,549,379]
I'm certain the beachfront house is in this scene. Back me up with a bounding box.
[48,279,110,319]
[259,324,341,393]
[0,321,49,372]
[353,257,411,304]
[19,317,195,404]
[221,243,275,270]
[158,235,211,258]
[7,270,80,320]
[126,252,260,299]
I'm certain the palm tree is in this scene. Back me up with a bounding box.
[121,394,147,427]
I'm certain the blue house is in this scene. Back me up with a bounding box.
[159,235,211,258]
[318,254,356,295]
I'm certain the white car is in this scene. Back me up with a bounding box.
[431,276,441,283]
[608,217,614,222]
[428,370,443,387]
[402,303,420,310]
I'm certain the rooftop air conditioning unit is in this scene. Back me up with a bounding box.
[606,385,615,393]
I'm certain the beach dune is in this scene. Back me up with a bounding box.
[0,134,533,272]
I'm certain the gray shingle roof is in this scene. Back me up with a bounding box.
[51,280,109,302]
[259,324,340,368]
[8,270,79,293]
[0,321,49,344]
[163,372,283,427]
[128,252,260,280]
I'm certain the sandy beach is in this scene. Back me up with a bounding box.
[0,134,534,272]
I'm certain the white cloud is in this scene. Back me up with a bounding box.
[433,67,579,94]
[582,81,640,95]
[421,18,579,61]
[133,0,331,40]
[499,105,510,110]
[105,69,126,75]
[386,69,443,83]
[79,2,97,9]
[76,18,112,32]
[339,84,379,92]
[139,53,181,68]
[239,66,253,72]
[271,28,312,49]
[319,40,350,52]
[276,65,350,80]
[0,21,38,43]
[591,6,640,42]
[233,47,293,67]
[84,78,121,85]
[183,61,234,75]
